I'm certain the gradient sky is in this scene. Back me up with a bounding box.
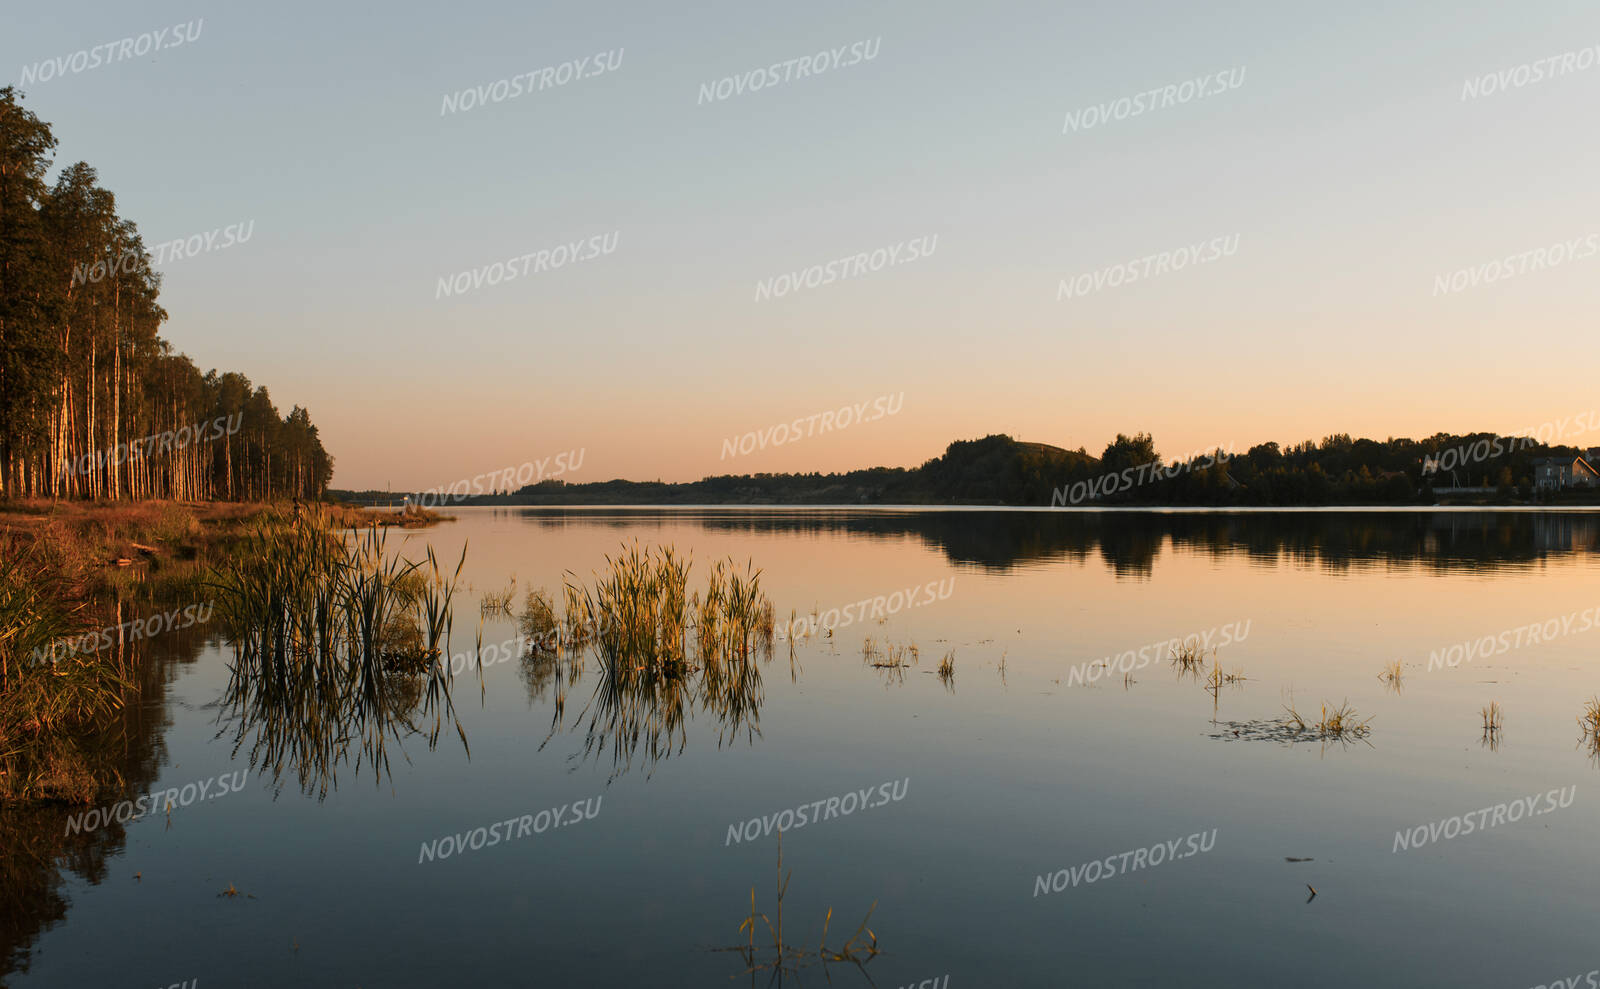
[6,0,1598,489]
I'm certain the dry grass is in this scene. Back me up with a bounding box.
[1282,693,1373,740]
[519,588,559,647]
[1481,701,1503,734]
[1170,640,1211,677]
[716,833,880,979]
[0,551,134,802]
[322,502,453,529]
[480,579,515,616]
[1314,700,1371,737]
[1204,659,1246,693]
[864,639,916,669]
[862,639,919,686]
[0,499,270,597]
[1579,698,1600,749]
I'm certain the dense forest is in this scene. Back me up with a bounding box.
[341,430,1598,507]
[0,87,331,500]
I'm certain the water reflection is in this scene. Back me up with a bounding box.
[526,548,775,780]
[536,627,770,781]
[214,648,461,800]
[0,610,208,982]
[518,508,1600,575]
[208,515,470,798]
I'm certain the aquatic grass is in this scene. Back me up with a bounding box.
[1227,692,1373,746]
[480,579,515,616]
[560,583,593,651]
[207,507,468,796]
[695,557,773,667]
[716,832,880,979]
[1204,659,1246,694]
[1313,699,1371,738]
[1579,698,1600,751]
[1481,701,1503,734]
[1481,700,1504,752]
[936,650,956,690]
[573,541,691,676]
[864,639,918,687]
[559,542,773,778]
[1283,693,1307,732]
[1378,660,1404,693]
[865,639,915,670]
[1170,640,1211,678]
[518,588,558,647]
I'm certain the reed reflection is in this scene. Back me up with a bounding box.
[522,544,774,780]
[210,511,470,798]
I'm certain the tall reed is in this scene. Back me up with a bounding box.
[208,507,467,795]
[560,542,773,777]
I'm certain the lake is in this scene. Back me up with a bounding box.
[6,507,1600,988]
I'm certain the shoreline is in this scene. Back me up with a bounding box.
[413,501,1600,513]
[0,499,452,596]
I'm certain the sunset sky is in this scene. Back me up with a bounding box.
[7,0,1599,489]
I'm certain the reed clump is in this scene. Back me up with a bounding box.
[1290,698,1371,739]
[559,542,772,777]
[208,507,468,795]
[694,558,774,666]
[1316,701,1370,737]
[518,588,559,647]
[1578,698,1600,750]
[480,579,515,616]
[211,506,463,670]
[561,583,593,650]
[863,639,918,686]
[1170,640,1211,676]
[1279,694,1372,740]
[1481,701,1503,735]
[863,639,916,669]
[575,542,691,675]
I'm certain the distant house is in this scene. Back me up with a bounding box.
[1531,456,1600,491]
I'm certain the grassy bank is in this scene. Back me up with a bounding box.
[0,499,450,597]
[0,498,451,804]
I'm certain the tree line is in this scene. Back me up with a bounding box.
[0,87,331,500]
[416,430,1596,507]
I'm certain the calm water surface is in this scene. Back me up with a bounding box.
[8,508,1600,988]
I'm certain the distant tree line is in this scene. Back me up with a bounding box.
[414,431,1595,507]
[0,88,331,500]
